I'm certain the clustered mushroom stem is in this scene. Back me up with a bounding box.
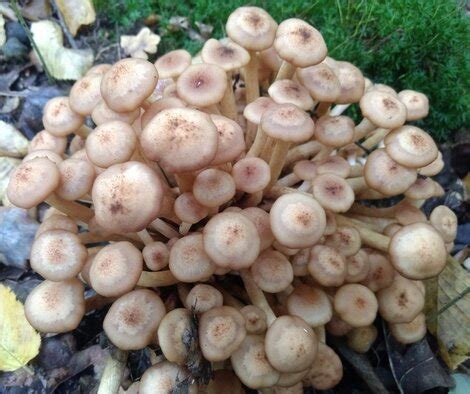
[361,128,390,150]
[244,51,260,104]
[137,270,179,287]
[45,194,94,224]
[346,177,368,193]
[137,229,154,246]
[354,118,376,141]
[266,141,292,190]
[245,121,258,148]
[78,232,143,246]
[97,348,128,394]
[315,101,331,117]
[284,140,322,168]
[276,172,301,187]
[246,125,268,158]
[85,294,115,312]
[329,103,351,116]
[150,218,181,239]
[219,72,238,120]
[275,61,296,81]
[240,269,277,326]
[74,125,92,139]
[260,137,277,162]
[174,173,196,193]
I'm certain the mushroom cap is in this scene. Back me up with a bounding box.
[199,305,246,361]
[69,73,103,116]
[36,214,78,238]
[261,103,315,143]
[277,371,310,388]
[203,212,261,269]
[308,245,346,287]
[331,60,365,104]
[377,276,424,323]
[325,226,361,257]
[91,100,140,126]
[140,108,218,173]
[250,249,294,293]
[142,241,169,271]
[270,193,326,248]
[259,46,283,72]
[86,121,137,168]
[169,233,216,282]
[364,149,417,196]
[430,205,458,243]
[29,130,67,155]
[274,19,327,68]
[103,289,166,350]
[383,223,403,237]
[141,97,187,129]
[312,173,355,213]
[291,249,310,276]
[174,192,209,224]
[384,125,438,168]
[268,80,314,110]
[315,155,351,178]
[90,241,143,297]
[154,49,191,79]
[92,161,164,233]
[286,284,332,327]
[140,361,195,394]
[361,252,395,292]
[23,149,63,165]
[240,305,267,334]
[345,249,370,283]
[210,114,246,165]
[202,38,250,71]
[326,315,353,337]
[42,96,84,137]
[389,223,447,279]
[24,278,85,333]
[87,63,112,76]
[293,160,317,181]
[404,177,437,200]
[101,58,158,112]
[243,97,276,124]
[360,90,407,129]
[334,284,378,327]
[304,342,343,390]
[296,63,341,102]
[314,116,355,148]
[226,7,277,51]
[186,284,223,313]
[193,168,236,208]
[265,315,317,373]
[394,202,427,225]
[157,308,191,365]
[232,157,271,193]
[176,63,227,107]
[389,312,427,344]
[7,157,60,209]
[419,151,444,177]
[231,334,281,389]
[31,230,87,281]
[56,159,95,201]
[398,90,429,121]
[346,325,378,353]
[240,207,275,251]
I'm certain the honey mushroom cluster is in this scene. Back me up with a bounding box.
[6,6,457,393]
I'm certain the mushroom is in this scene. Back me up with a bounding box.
[308,245,346,287]
[186,284,223,313]
[36,214,78,238]
[346,325,378,353]
[268,80,313,110]
[429,205,458,242]
[69,73,103,116]
[157,308,191,364]
[389,312,427,344]
[397,90,429,121]
[240,305,267,334]
[29,130,67,155]
[210,114,246,166]
[345,249,370,283]
[325,226,361,257]
[56,159,95,201]
[154,49,191,79]
[174,192,209,233]
[139,361,195,394]
[243,96,276,147]
[250,249,294,293]
[91,100,140,126]
[314,116,355,148]
[312,174,355,213]
[333,284,378,327]
[286,284,332,327]
[42,96,87,138]
[361,252,395,292]
[140,97,187,129]
[142,241,169,271]
[193,168,236,208]
[304,342,343,390]
[240,207,275,250]
[232,157,271,193]
[328,59,365,105]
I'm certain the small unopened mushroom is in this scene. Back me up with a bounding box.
[69,73,103,116]
[346,325,378,353]
[308,245,346,287]
[29,130,67,155]
[91,100,140,126]
[312,174,354,213]
[103,289,166,350]
[251,249,294,293]
[56,159,95,201]
[334,284,378,327]
[139,361,195,394]
[361,252,395,292]
[36,214,78,238]
[325,226,361,257]
[389,312,427,344]
[240,207,275,250]
[193,168,236,208]
[304,342,343,390]
[429,205,458,242]
[186,284,223,313]
[240,305,267,334]
[199,305,246,361]
[25,278,85,333]
[210,114,246,165]
[268,80,313,110]
[314,116,355,148]
[155,49,191,79]
[286,284,332,327]
[345,249,370,283]
[157,308,191,364]
[232,157,271,193]
[397,90,429,121]
[142,241,169,271]
[42,96,84,137]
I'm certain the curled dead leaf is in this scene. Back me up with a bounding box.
[55,0,96,36]
[120,27,161,59]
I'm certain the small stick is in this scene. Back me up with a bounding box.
[49,0,78,50]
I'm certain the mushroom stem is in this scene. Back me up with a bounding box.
[265,185,311,199]
[244,51,260,104]
[347,213,397,232]
[85,294,115,312]
[276,172,301,187]
[175,173,196,193]
[330,103,351,117]
[355,189,388,200]
[361,128,390,150]
[78,232,143,246]
[349,164,363,177]
[74,125,92,139]
[266,141,291,190]
[216,285,245,309]
[346,177,368,193]
[314,145,334,161]
[0,149,23,158]
[240,190,263,208]
[45,194,94,224]
[260,136,277,162]
[150,218,181,239]
[315,102,331,117]
[285,141,322,168]
[137,229,154,246]
[246,125,268,158]
[240,269,277,326]
[354,118,376,141]
[137,270,179,287]
[179,222,192,235]
[245,121,258,148]
[275,61,296,80]
[97,348,128,394]
[219,72,238,120]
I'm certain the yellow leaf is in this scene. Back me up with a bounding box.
[0,157,21,205]
[0,284,41,372]
[0,121,29,157]
[55,0,96,36]
[0,15,5,47]
[121,28,161,59]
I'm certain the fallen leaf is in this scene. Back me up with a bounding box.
[0,3,17,21]
[0,284,41,372]
[0,157,20,205]
[0,121,29,157]
[120,27,161,59]
[21,0,52,21]
[30,20,93,80]
[55,0,96,36]
[0,14,5,47]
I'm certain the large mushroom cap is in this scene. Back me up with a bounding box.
[92,161,164,233]
[202,38,250,71]
[210,114,246,166]
[250,249,294,293]
[333,284,378,327]
[398,90,429,121]
[359,90,407,129]
[56,159,95,201]
[330,60,365,104]
[154,49,191,79]
[140,361,195,394]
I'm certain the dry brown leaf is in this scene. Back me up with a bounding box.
[0,121,28,157]
[120,27,161,59]
[21,0,51,21]
[55,0,96,36]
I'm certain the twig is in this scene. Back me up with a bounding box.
[426,286,470,324]
[49,0,79,50]
[0,90,30,97]
[9,0,54,83]
[95,43,119,62]
[97,347,128,394]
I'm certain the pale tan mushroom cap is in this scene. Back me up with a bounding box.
[141,97,187,129]
[315,156,351,178]
[389,313,427,344]
[29,130,67,155]
[232,157,271,193]
[69,73,103,116]
[429,205,458,243]
[56,159,95,201]
[314,116,355,148]
[226,7,277,51]
[140,108,218,173]
[360,90,407,129]
[268,80,314,110]
[250,249,294,293]
[155,49,191,79]
[101,58,158,112]
[398,90,429,121]
[274,19,327,67]
[312,174,355,213]
[42,96,84,137]
[240,305,267,334]
[345,249,370,283]
[142,241,169,271]
[140,361,195,394]
[36,214,78,238]
[210,114,246,165]
[334,284,378,327]
[404,177,437,200]
[86,63,111,76]
[243,97,276,124]
[330,60,365,104]
[91,100,140,126]
[305,342,343,390]
[23,149,63,165]
[202,38,250,71]
[193,168,236,208]
[174,192,209,224]
[186,284,223,313]
[286,284,332,327]
[157,308,191,365]
[92,161,164,233]
[296,63,341,102]
[361,252,395,292]
[241,207,275,250]
[293,160,317,181]
[308,245,346,287]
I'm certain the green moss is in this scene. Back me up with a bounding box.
[94,0,469,141]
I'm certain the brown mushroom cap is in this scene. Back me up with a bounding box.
[86,63,112,76]
[330,60,365,104]
[231,334,281,389]
[226,7,277,51]
[312,173,354,213]
[91,100,140,126]
[56,159,95,201]
[140,361,195,394]
[29,130,67,155]
[69,73,103,116]
[419,151,444,176]
[140,108,218,173]
[141,97,187,129]
[210,114,246,165]
[250,249,294,293]
[384,125,438,168]
[103,289,166,350]
[265,315,317,373]
[291,249,310,276]
[7,157,60,209]
[202,38,250,71]
[404,177,436,200]
[243,97,276,124]
[296,63,341,103]
[361,252,395,292]
[429,205,458,243]
[92,161,164,233]
[240,305,267,334]
[268,80,314,110]
[314,116,355,148]
[334,284,378,327]
[270,193,326,248]
[304,342,343,390]
[308,245,346,287]
[286,284,332,327]
[389,223,447,279]
[24,278,85,333]
[36,214,78,238]
[346,325,378,353]
[398,90,429,121]
[90,241,143,297]
[293,160,317,181]
[241,207,275,251]
[389,312,427,344]
[325,226,361,257]
[42,97,84,137]
[157,308,191,365]
[199,305,246,361]
[232,157,271,193]
[174,192,209,224]
[142,241,169,271]
[359,90,407,129]
[101,58,158,112]
[274,19,327,68]
[30,230,87,281]
[394,202,427,225]
[345,249,370,283]
[23,149,63,165]
[315,155,351,178]
[186,284,223,313]
[192,168,236,208]
[203,212,261,270]
[155,49,191,79]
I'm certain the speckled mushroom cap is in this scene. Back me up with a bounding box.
[404,177,437,200]
[29,130,67,155]
[274,19,327,67]
[24,278,85,333]
[193,168,236,208]
[101,58,159,112]
[243,97,276,124]
[361,252,395,292]
[226,7,277,51]
[389,223,447,279]
[92,161,164,233]
[56,159,95,201]
[334,284,378,327]
[174,192,209,224]
[210,114,246,165]
[296,63,341,102]
[141,97,187,129]
[7,157,60,209]
[429,205,458,243]
[186,284,223,314]
[329,60,365,104]
[91,100,140,126]
[202,38,250,71]
[103,289,166,350]
[286,284,332,327]
[345,249,370,283]
[154,49,191,79]
[305,342,343,390]
[384,125,438,168]
[140,362,195,394]
[398,90,429,121]
[314,116,355,148]
[308,245,346,287]
[250,249,294,293]
[389,313,427,344]
[69,73,103,116]
[42,96,84,137]
[359,90,407,129]
[240,207,275,251]
[270,193,326,248]
[312,174,355,213]
[157,308,192,365]
[142,241,169,271]
[232,157,271,193]
[36,214,78,238]
[261,103,315,143]
[140,108,218,173]
[268,80,314,110]
[325,226,361,257]
[315,156,351,178]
